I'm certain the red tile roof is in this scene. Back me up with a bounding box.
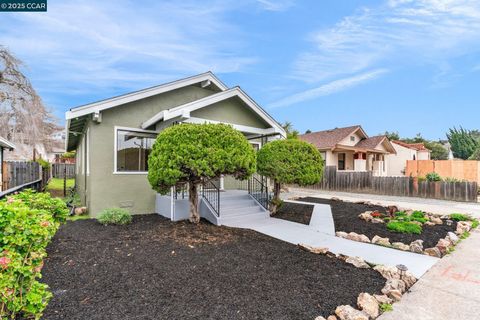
[392,140,430,151]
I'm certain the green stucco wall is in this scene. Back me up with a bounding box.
[76,84,275,216]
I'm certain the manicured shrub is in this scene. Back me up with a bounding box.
[450,213,470,221]
[425,172,441,182]
[257,139,323,213]
[0,190,64,319]
[97,208,132,225]
[386,221,422,234]
[148,123,256,223]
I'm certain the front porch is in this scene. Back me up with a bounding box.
[332,147,388,176]
[154,175,271,226]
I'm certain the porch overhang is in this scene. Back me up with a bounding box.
[331,144,391,154]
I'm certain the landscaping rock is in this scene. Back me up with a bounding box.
[429,216,443,225]
[357,292,379,318]
[373,294,393,305]
[391,242,410,251]
[402,272,417,289]
[335,305,369,320]
[315,317,327,320]
[374,265,400,280]
[411,220,423,226]
[371,218,385,224]
[446,232,459,244]
[327,316,338,320]
[372,235,391,247]
[409,240,424,254]
[345,256,370,269]
[347,232,370,243]
[456,221,472,235]
[382,278,407,294]
[387,205,399,215]
[298,243,328,255]
[435,238,451,255]
[424,221,435,226]
[385,289,403,302]
[331,197,341,201]
[74,207,88,215]
[358,212,373,222]
[336,231,349,239]
[424,247,442,258]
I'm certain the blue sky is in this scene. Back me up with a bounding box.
[1,0,479,140]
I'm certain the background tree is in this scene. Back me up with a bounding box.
[147,123,256,223]
[282,121,299,139]
[305,129,312,134]
[0,46,57,156]
[383,131,400,141]
[468,147,480,160]
[447,127,479,160]
[423,141,448,160]
[257,139,323,214]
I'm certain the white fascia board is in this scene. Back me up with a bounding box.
[153,87,286,138]
[66,72,228,120]
[183,117,278,135]
[0,136,15,150]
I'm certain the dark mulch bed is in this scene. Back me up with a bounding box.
[275,202,315,225]
[42,215,385,320]
[296,197,456,248]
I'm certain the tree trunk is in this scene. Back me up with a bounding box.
[270,180,282,215]
[188,182,200,223]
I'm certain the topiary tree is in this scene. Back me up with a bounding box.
[148,123,256,223]
[257,139,324,214]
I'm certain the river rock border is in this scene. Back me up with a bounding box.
[334,210,477,258]
[299,244,417,320]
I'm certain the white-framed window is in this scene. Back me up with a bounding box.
[350,136,355,142]
[114,127,157,174]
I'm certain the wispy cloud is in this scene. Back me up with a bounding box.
[256,0,294,11]
[270,69,388,108]
[294,0,480,83]
[0,0,256,98]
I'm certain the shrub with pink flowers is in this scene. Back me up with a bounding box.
[0,190,68,319]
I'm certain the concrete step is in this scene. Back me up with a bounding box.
[219,211,269,225]
[221,205,265,217]
[220,193,252,201]
[220,199,257,209]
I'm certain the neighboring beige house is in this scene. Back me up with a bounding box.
[299,125,396,176]
[65,72,286,217]
[388,140,431,176]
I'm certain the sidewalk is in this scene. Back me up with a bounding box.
[378,228,480,320]
[286,188,480,218]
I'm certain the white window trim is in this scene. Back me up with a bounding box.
[113,126,158,175]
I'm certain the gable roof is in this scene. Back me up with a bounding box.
[66,72,227,120]
[392,140,431,152]
[355,135,387,149]
[140,86,285,136]
[0,136,15,150]
[299,125,364,149]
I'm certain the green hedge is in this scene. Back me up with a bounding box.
[0,189,68,319]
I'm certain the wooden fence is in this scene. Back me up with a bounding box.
[0,161,49,198]
[295,166,478,202]
[51,163,75,179]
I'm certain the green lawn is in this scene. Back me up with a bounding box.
[46,178,75,191]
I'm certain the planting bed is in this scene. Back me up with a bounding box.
[290,197,457,249]
[42,215,385,320]
[275,201,315,225]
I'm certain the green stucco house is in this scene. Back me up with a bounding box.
[66,72,286,220]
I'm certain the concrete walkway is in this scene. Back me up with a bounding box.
[286,188,480,217]
[223,200,438,278]
[378,228,480,320]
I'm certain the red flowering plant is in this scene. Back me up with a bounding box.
[0,190,67,319]
[371,211,384,218]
